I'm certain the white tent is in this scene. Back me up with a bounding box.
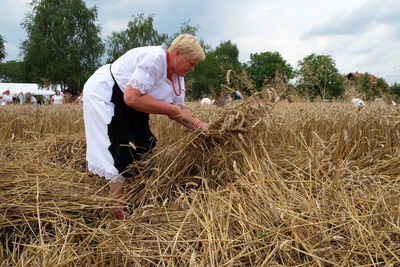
[0,83,60,99]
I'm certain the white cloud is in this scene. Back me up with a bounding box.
[0,0,399,83]
[0,0,31,60]
[3,0,31,18]
[303,0,399,38]
[299,0,400,83]
[4,42,20,61]
[101,19,129,38]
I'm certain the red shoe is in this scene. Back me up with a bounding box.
[115,208,132,220]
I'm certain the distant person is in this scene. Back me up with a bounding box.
[63,84,71,95]
[217,91,227,105]
[350,96,366,107]
[235,89,244,100]
[16,91,25,104]
[25,93,38,105]
[31,95,38,105]
[0,90,14,105]
[200,97,213,105]
[51,90,64,105]
[74,92,83,104]
[384,99,397,106]
[284,97,294,103]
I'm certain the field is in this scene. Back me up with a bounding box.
[0,97,399,266]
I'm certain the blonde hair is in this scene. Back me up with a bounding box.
[25,93,32,104]
[168,34,205,61]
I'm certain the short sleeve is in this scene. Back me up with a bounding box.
[127,54,164,95]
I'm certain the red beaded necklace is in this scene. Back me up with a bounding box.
[166,51,182,96]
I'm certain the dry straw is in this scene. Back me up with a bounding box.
[0,97,399,266]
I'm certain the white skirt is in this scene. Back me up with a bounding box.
[82,64,156,183]
[83,89,124,182]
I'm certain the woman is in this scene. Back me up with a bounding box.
[349,96,366,107]
[1,90,14,105]
[51,90,64,104]
[83,34,208,219]
[24,93,38,105]
[74,92,83,104]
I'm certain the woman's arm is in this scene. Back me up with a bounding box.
[177,105,209,133]
[124,85,178,115]
[124,85,208,132]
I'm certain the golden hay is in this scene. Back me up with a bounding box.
[0,99,399,266]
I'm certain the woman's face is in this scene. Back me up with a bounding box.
[56,90,60,95]
[171,50,199,77]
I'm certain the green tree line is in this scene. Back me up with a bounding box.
[0,0,398,101]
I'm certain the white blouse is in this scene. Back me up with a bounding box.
[351,98,366,107]
[84,46,185,106]
[30,96,37,105]
[52,94,64,104]
[2,94,13,103]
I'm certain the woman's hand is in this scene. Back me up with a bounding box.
[171,105,209,134]
[123,87,208,133]
[195,121,209,134]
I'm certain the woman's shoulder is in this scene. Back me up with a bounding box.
[113,46,167,84]
[124,46,165,64]
[131,45,164,55]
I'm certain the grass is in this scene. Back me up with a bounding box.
[0,98,399,266]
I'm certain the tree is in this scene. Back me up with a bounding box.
[0,61,26,82]
[21,0,104,92]
[346,73,389,100]
[106,14,168,62]
[296,53,344,101]
[185,51,220,100]
[358,73,374,100]
[375,77,389,96]
[390,83,400,101]
[0,34,6,62]
[186,40,244,100]
[245,51,294,89]
[213,41,250,96]
[165,20,200,48]
[357,73,388,101]
[214,40,241,70]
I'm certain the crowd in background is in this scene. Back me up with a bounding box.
[0,89,83,106]
[199,90,397,108]
[0,88,397,108]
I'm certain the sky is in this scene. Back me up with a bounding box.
[1,0,400,84]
